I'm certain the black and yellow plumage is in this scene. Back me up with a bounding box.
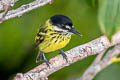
[35,15,82,66]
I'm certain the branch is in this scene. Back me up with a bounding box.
[13,31,120,80]
[0,0,52,24]
[0,0,19,11]
[14,36,110,80]
[77,31,120,80]
[77,44,120,80]
[93,50,106,64]
[0,0,12,23]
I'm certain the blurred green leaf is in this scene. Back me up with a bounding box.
[85,0,98,7]
[98,0,120,39]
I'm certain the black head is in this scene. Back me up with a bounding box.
[50,15,82,37]
[50,15,73,30]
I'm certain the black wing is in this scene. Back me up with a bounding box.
[34,27,46,48]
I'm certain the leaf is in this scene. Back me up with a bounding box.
[98,0,120,40]
[85,0,98,7]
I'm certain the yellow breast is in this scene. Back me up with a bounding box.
[35,20,71,53]
[39,32,71,53]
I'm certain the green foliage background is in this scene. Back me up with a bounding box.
[0,0,120,80]
[98,0,120,39]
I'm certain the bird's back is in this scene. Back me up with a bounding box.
[35,20,71,53]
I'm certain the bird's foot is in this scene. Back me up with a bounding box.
[42,52,50,68]
[43,58,50,68]
[59,49,68,62]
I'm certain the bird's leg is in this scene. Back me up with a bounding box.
[36,51,43,62]
[59,49,68,62]
[36,51,50,67]
[42,52,50,67]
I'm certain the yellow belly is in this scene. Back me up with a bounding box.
[39,34,71,53]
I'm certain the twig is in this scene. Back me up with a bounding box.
[0,0,53,24]
[77,44,120,80]
[13,31,120,80]
[0,0,19,11]
[93,50,106,64]
[0,0,12,23]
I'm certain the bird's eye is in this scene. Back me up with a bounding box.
[65,25,71,30]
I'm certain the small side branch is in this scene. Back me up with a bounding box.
[0,0,19,11]
[0,0,52,24]
[0,0,12,23]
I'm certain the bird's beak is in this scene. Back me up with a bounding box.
[70,28,82,37]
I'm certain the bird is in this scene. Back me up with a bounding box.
[35,15,82,67]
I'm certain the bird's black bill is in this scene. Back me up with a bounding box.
[70,28,82,37]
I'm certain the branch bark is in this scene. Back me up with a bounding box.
[0,0,52,24]
[77,44,120,80]
[0,0,19,11]
[13,31,120,80]
[77,31,120,80]
[14,36,110,80]
[0,0,12,23]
